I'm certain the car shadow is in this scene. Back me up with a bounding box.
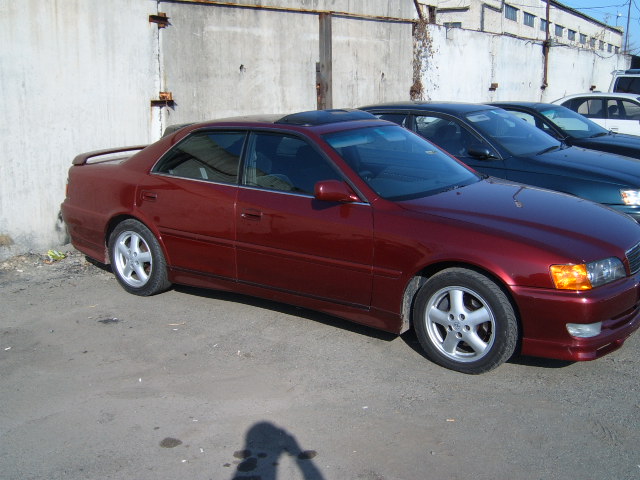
[400,329,574,370]
[87,256,575,372]
[173,284,398,343]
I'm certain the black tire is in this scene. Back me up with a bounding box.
[108,219,171,296]
[412,268,518,374]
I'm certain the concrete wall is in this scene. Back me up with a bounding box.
[0,0,159,259]
[419,25,629,102]
[0,0,415,260]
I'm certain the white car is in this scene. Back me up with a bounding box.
[553,92,640,136]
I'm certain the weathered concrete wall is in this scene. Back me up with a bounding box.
[0,0,416,260]
[159,4,320,124]
[0,0,158,258]
[332,16,413,107]
[420,25,629,103]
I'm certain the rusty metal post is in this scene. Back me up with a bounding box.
[318,12,333,110]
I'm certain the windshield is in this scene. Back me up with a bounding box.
[465,108,560,156]
[537,105,609,139]
[323,125,480,201]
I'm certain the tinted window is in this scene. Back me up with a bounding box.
[570,98,605,118]
[373,113,410,127]
[324,125,479,201]
[538,106,607,139]
[154,131,245,183]
[415,115,485,158]
[242,133,341,195]
[614,77,640,94]
[464,108,559,156]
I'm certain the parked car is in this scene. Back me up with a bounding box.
[490,101,640,159]
[553,92,640,135]
[61,109,640,374]
[360,101,640,221]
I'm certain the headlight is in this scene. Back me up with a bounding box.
[621,189,640,205]
[550,257,626,290]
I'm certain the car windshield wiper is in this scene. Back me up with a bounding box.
[537,145,561,155]
[589,132,609,138]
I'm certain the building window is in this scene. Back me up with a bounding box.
[444,22,462,29]
[590,38,596,48]
[524,12,535,27]
[616,46,620,54]
[555,25,563,37]
[580,33,587,44]
[505,4,518,21]
[568,29,576,41]
[608,43,613,52]
[540,19,548,32]
[599,40,605,50]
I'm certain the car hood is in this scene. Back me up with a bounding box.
[575,133,640,150]
[535,146,640,185]
[398,177,640,260]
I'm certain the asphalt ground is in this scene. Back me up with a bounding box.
[1,248,639,480]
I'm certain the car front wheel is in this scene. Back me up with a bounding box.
[413,268,518,374]
[108,219,171,296]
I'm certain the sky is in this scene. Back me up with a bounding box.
[560,0,640,53]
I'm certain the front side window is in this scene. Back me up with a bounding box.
[619,100,640,120]
[153,131,245,183]
[323,125,479,201]
[465,108,559,156]
[242,133,341,195]
[539,106,607,139]
[505,4,518,21]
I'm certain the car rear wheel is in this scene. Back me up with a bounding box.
[413,268,518,374]
[108,219,171,296]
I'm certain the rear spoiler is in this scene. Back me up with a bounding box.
[72,145,148,165]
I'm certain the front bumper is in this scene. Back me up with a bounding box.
[512,275,640,361]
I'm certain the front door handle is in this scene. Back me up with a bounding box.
[241,208,262,221]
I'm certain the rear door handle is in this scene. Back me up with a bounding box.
[241,208,262,221]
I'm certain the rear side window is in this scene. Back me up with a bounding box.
[154,131,245,183]
[614,77,640,94]
[570,98,605,118]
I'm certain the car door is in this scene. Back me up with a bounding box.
[137,130,245,280]
[412,114,506,178]
[605,99,640,135]
[235,131,374,307]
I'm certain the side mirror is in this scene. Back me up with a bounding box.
[468,144,498,160]
[314,180,360,203]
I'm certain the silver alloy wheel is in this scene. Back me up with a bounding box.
[112,230,153,288]
[424,286,496,363]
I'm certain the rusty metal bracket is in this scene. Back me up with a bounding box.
[151,91,175,107]
[149,12,170,28]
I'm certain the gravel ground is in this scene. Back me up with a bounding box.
[1,248,639,480]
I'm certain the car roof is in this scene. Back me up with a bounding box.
[489,101,561,111]
[163,109,379,137]
[554,92,640,102]
[360,101,498,115]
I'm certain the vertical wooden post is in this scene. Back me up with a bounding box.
[318,12,333,110]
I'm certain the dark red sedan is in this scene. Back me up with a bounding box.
[61,109,640,373]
